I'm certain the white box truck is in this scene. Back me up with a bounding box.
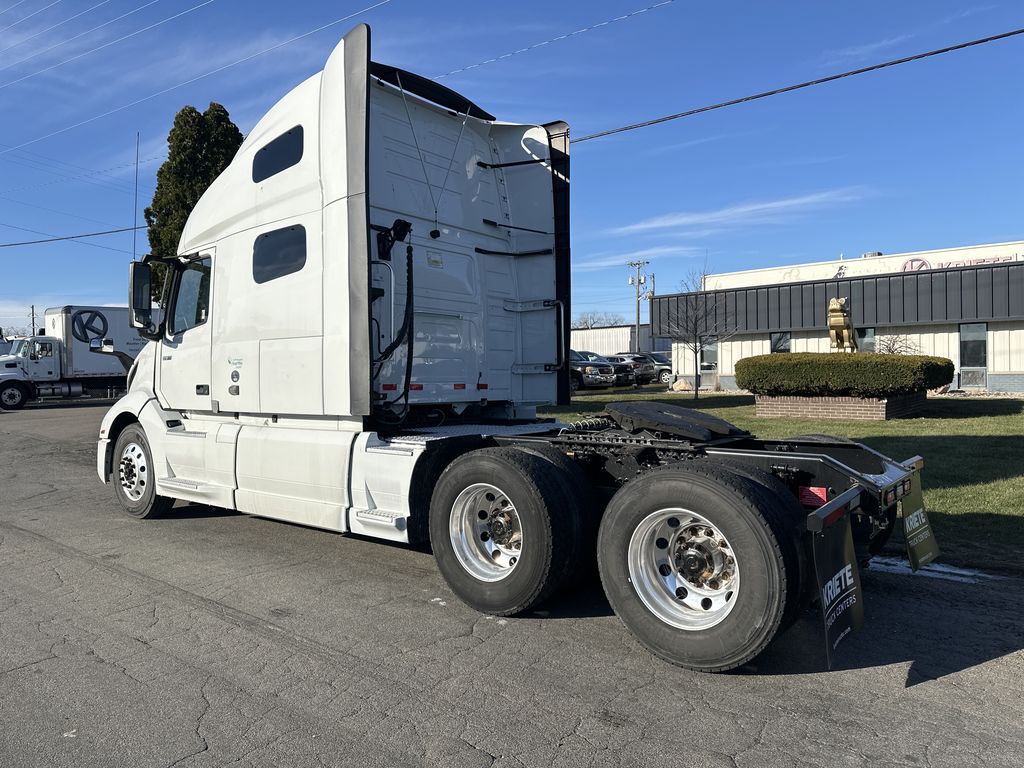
[96,25,938,671]
[0,305,144,409]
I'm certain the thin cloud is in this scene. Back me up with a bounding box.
[610,187,868,235]
[820,33,915,66]
[575,245,701,272]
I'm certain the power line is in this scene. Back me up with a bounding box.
[0,154,163,195]
[0,0,392,156]
[0,0,161,75]
[0,194,121,226]
[433,0,675,80]
[0,0,112,57]
[0,0,214,91]
[0,0,31,18]
[572,26,1024,143]
[0,0,63,36]
[0,223,141,250]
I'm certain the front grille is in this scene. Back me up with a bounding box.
[599,366,613,374]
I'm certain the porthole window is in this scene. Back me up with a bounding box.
[252,125,303,183]
[253,225,306,284]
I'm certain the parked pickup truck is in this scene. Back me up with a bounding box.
[570,349,616,390]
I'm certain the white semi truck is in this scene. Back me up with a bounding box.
[0,305,144,409]
[96,25,938,671]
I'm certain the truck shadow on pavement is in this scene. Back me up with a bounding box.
[746,569,1024,685]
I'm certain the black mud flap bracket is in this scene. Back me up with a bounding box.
[807,486,866,669]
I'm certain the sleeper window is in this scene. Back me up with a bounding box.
[252,126,303,183]
[253,225,307,284]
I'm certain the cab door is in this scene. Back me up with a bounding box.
[25,339,59,381]
[156,252,213,412]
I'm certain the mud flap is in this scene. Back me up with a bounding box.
[807,487,865,669]
[900,472,940,570]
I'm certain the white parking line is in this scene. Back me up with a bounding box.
[870,556,1008,584]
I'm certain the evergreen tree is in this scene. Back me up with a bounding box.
[144,102,243,297]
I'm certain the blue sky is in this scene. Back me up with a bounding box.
[1,0,1022,330]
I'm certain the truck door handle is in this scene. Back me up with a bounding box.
[196,385,209,395]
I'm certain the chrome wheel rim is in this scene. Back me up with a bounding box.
[1,386,23,407]
[449,483,523,582]
[627,508,739,630]
[118,441,148,502]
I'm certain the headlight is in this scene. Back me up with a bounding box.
[584,366,597,374]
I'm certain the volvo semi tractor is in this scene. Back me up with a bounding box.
[0,305,143,409]
[95,24,938,671]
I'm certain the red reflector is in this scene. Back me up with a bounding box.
[799,486,829,506]
[454,383,466,390]
[410,383,424,391]
[382,384,397,391]
[477,383,488,390]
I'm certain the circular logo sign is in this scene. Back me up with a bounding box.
[71,310,108,342]
[901,258,931,272]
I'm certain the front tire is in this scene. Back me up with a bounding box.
[0,381,29,410]
[598,463,795,672]
[429,447,580,616]
[112,424,174,519]
[659,370,672,385]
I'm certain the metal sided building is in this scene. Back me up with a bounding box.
[650,241,1024,392]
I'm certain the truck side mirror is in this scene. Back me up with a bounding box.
[129,262,162,339]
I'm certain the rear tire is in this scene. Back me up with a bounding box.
[515,443,598,582]
[112,424,174,519]
[0,381,29,410]
[429,447,580,616]
[598,463,795,672]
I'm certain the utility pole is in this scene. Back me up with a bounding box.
[627,260,649,352]
[29,305,36,334]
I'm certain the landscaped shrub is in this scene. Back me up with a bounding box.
[735,353,954,398]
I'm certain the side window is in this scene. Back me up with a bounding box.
[252,126,303,183]
[253,225,306,284]
[169,257,212,335]
[35,342,53,358]
[770,331,791,353]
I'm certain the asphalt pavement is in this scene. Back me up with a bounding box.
[1,402,1022,768]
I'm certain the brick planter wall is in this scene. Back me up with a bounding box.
[754,390,927,420]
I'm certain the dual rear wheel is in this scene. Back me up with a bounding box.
[430,449,802,671]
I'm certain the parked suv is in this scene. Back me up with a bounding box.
[610,353,657,384]
[569,350,615,390]
[616,351,673,385]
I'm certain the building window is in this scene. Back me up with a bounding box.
[252,125,304,183]
[770,331,791,353]
[856,327,875,352]
[959,323,987,368]
[701,336,718,367]
[253,225,307,284]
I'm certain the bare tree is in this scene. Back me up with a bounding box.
[874,334,921,355]
[663,269,738,400]
[572,311,626,329]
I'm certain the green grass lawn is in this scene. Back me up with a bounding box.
[540,388,1024,573]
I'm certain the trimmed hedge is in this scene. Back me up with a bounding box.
[735,353,954,398]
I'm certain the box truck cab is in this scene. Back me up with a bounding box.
[96,24,937,672]
[0,306,143,409]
